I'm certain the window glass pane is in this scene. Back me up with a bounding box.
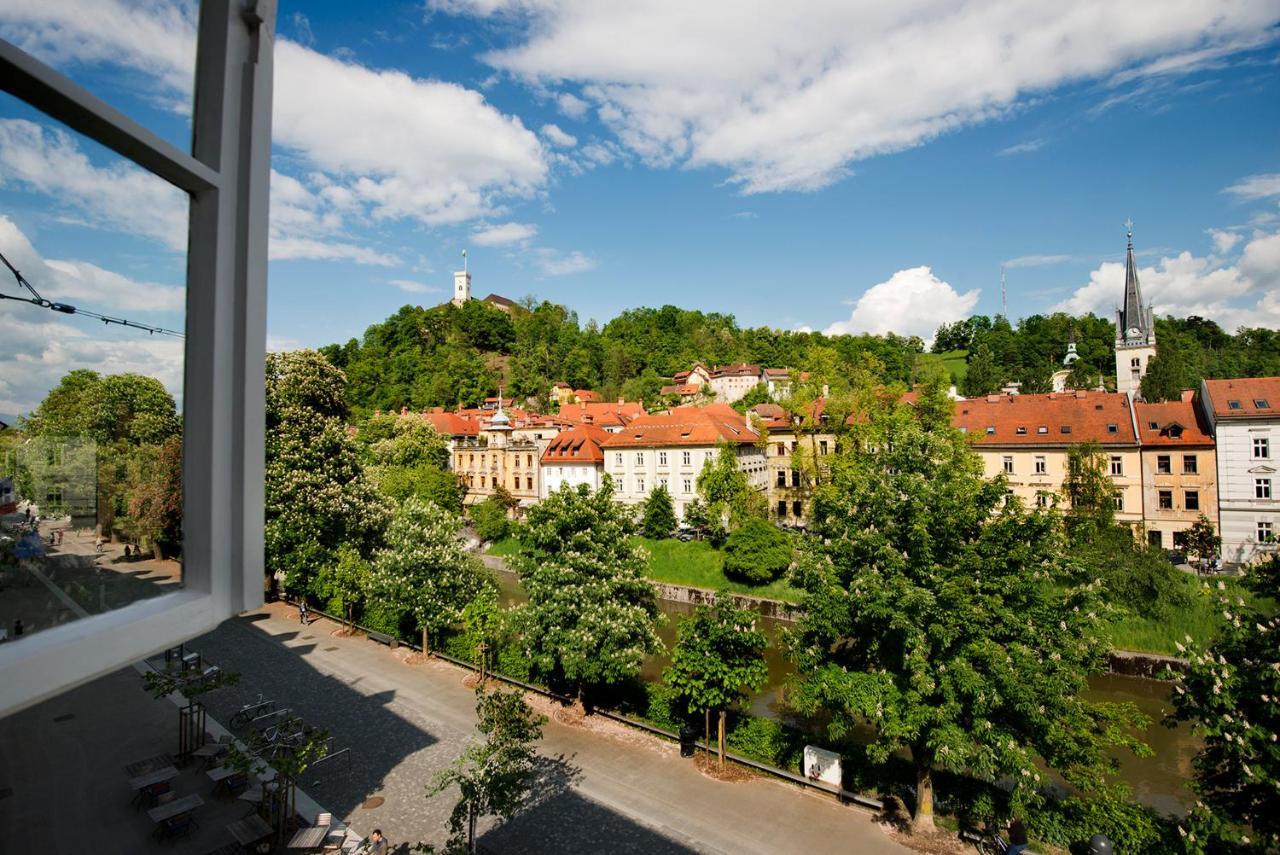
[0,2,198,154]
[0,106,188,645]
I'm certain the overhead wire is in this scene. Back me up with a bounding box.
[0,246,184,338]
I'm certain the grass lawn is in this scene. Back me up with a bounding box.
[1106,574,1275,656]
[635,537,804,603]
[916,349,968,383]
[486,535,804,604]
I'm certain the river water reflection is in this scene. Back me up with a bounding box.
[493,567,1197,814]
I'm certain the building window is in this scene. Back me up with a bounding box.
[659,451,668,466]
[1148,530,1162,548]
[682,451,692,466]
[1060,425,1072,435]
[1110,456,1123,476]
[636,477,645,493]
[480,475,486,487]
[1258,521,1274,543]
[659,477,668,489]
[1255,399,1270,409]
[776,442,786,456]
[526,477,533,490]
[1015,426,1027,435]
[1107,424,1118,433]
[1155,454,1170,474]
[986,426,996,435]
[615,453,623,466]
[1228,400,1242,410]
[776,471,787,487]
[527,454,533,467]
[636,452,645,466]
[1035,493,1048,508]
[1158,490,1173,510]
[791,470,801,487]
[683,478,692,494]
[1254,437,1270,459]
[777,500,787,517]
[1183,454,1197,474]
[1256,478,1272,499]
[614,478,623,493]
[1113,493,1124,511]
[1002,456,1014,474]
[1185,490,1199,511]
[1131,357,1141,368]
[792,500,803,517]
[1034,456,1047,475]
[1037,426,1048,435]
[819,440,829,455]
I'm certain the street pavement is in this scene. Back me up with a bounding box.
[192,604,911,854]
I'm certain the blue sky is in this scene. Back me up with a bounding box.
[1,1,1278,413]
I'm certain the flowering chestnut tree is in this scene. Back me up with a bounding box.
[516,483,662,702]
[1166,569,1280,851]
[791,380,1149,832]
[368,496,493,653]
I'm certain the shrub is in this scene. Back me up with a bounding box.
[722,518,792,584]
[641,485,677,539]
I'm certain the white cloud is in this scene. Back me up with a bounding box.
[530,248,595,276]
[1224,173,1280,201]
[1054,230,1280,329]
[556,92,590,119]
[0,119,188,250]
[0,216,184,413]
[1,2,554,230]
[540,123,577,148]
[268,237,399,266]
[1004,254,1073,268]
[998,139,1045,157]
[471,221,538,246]
[1208,229,1242,254]
[824,266,978,345]
[440,0,1278,193]
[387,279,439,294]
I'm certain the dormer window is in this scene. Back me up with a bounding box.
[1107,424,1118,433]
[1015,427,1027,435]
[1256,399,1270,408]
[1148,421,1159,429]
[1037,426,1048,435]
[1228,400,1242,410]
[985,426,996,435]
[1060,425,1072,434]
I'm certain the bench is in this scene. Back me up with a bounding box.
[366,630,398,648]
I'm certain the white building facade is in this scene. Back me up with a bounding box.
[1199,378,1280,565]
[539,424,609,498]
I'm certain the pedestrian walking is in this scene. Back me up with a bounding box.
[55,528,63,546]
[94,535,104,554]
[297,600,310,626]
[14,619,24,638]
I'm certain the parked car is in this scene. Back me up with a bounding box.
[1164,549,1188,566]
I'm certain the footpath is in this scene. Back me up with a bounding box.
[194,605,912,854]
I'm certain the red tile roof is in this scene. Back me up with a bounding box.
[1134,399,1214,446]
[574,390,600,402]
[541,423,612,464]
[557,401,645,427]
[599,404,759,448]
[953,391,1138,446]
[1202,377,1280,418]
[660,384,701,396]
[421,411,479,436]
[711,363,761,378]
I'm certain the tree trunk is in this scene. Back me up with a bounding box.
[422,626,430,655]
[705,709,711,754]
[717,709,726,766]
[346,603,354,632]
[467,800,477,854]
[913,762,936,832]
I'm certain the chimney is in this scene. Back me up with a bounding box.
[618,397,625,405]
[1181,389,1195,403]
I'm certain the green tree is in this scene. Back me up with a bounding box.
[1182,515,1221,567]
[470,496,512,543]
[1063,441,1119,539]
[1066,359,1102,391]
[516,484,662,701]
[665,598,768,765]
[696,443,764,528]
[123,436,183,558]
[360,413,461,512]
[960,342,1002,397]
[266,351,388,594]
[732,383,774,413]
[722,518,792,585]
[641,484,677,539]
[681,496,711,539]
[1166,569,1280,850]
[795,393,1149,831]
[368,496,494,653]
[312,544,369,630]
[422,687,547,855]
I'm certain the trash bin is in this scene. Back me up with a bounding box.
[678,724,697,757]
[1088,834,1113,854]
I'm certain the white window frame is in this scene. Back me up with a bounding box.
[658,451,667,467]
[0,2,275,716]
[1002,455,1014,474]
[1254,437,1270,459]
[1034,455,1046,475]
[682,451,692,466]
[1256,478,1272,500]
[1109,456,1123,476]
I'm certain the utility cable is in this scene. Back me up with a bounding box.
[0,247,184,338]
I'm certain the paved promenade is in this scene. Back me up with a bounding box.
[193,605,910,854]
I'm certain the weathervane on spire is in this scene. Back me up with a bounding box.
[1124,218,1134,246]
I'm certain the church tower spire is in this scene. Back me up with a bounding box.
[1114,220,1156,395]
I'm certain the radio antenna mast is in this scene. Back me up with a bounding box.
[1000,264,1007,318]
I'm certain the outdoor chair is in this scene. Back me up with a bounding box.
[136,780,171,810]
[160,813,199,844]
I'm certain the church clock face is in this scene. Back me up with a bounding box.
[1127,327,1142,338]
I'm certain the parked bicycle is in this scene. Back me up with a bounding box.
[229,694,275,729]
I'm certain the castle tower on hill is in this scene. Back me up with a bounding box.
[452,249,471,307]
[1114,221,1156,395]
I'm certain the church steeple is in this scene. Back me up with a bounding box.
[1114,219,1157,396]
[1118,219,1150,342]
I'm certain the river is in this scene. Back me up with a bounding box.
[492,566,1197,815]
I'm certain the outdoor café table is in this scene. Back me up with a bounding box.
[128,765,179,791]
[147,793,204,824]
[227,813,273,847]
[287,825,330,850]
[123,753,175,778]
[206,765,239,783]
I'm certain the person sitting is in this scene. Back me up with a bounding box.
[1006,816,1029,855]
[124,544,132,559]
[368,829,388,855]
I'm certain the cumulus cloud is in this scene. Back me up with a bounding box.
[555,92,590,119]
[0,216,184,413]
[1224,173,1280,200]
[1208,229,1243,254]
[530,248,595,276]
[1,2,554,231]
[540,123,577,148]
[0,119,188,250]
[471,222,538,246]
[824,266,979,345]
[387,279,439,294]
[440,0,1279,193]
[1054,230,1280,329]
